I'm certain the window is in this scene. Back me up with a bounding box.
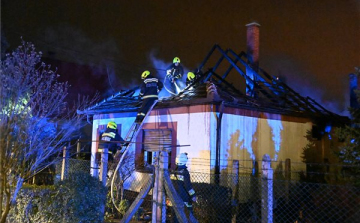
[135,128,174,172]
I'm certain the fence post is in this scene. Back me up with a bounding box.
[232,160,239,223]
[76,139,81,159]
[152,151,167,223]
[251,160,259,202]
[261,154,273,223]
[100,147,108,186]
[91,151,99,178]
[99,147,108,221]
[285,158,291,202]
[152,151,159,222]
[61,146,69,180]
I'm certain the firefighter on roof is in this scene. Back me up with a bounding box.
[166,57,184,94]
[186,68,203,88]
[186,72,196,87]
[169,152,197,222]
[135,70,163,124]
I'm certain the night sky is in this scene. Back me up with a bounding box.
[2,0,360,115]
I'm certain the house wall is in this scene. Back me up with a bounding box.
[90,104,314,181]
[90,105,214,177]
[221,108,312,177]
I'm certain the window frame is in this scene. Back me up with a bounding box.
[135,122,177,171]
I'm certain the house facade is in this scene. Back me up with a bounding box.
[85,83,339,183]
[79,23,348,186]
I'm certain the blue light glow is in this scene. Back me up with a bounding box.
[238,117,257,160]
[325,124,331,133]
[266,115,283,160]
[325,124,332,139]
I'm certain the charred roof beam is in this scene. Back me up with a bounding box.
[206,69,245,97]
[213,46,281,104]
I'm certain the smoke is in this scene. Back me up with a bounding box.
[263,54,349,116]
[43,25,120,66]
[40,25,126,98]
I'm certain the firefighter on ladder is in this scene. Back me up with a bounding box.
[135,70,163,124]
[168,153,198,223]
[97,121,123,164]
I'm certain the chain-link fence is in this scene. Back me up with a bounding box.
[115,170,360,223]
[54,158,91,183]
[54,157,360,223]
[193,173,360,223]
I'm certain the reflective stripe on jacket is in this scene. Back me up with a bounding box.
[170,165,196,204]
[139,75,163,99]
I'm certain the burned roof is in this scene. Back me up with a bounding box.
[78,44,348,125]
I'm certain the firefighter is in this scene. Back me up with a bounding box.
[135,70,163,124]
[186,68,203,87]
[166,57,184,94]
[98,121,123,163]
[169,152,197,223]
[186,72,196,87]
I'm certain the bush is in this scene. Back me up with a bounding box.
[54,172,107,223]
[8,172,106,223]
[7,185,57,223]
[105,192,129,221]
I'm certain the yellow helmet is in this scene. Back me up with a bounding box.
[187,72,195,80]
[141,70,150,79]
[107,121,117,129]
[173,57,180,63]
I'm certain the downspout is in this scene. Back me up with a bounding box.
[215,102,224,185]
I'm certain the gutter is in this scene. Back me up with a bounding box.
[214,101,224,185]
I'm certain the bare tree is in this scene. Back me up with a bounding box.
[0,39,97,222]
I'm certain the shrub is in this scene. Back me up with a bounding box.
[54,171,107,223]
[8,172,106,223]
[7,185,57,223]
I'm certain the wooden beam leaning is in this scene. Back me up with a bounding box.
[164,170,189,223]
[120,175,154,223]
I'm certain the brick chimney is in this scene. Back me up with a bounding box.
[245,22,260,96]
[246,22,260,70]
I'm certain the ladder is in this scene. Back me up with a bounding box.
[109,100,158,210]
[111,99,158,171]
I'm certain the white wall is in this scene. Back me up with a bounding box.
[221,112,311,175]
[90,105,312,179]
[90,105,214,177]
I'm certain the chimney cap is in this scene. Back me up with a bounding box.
[246,22,261,27]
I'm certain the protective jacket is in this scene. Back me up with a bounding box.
[186,69,203,86]
[136,75,163,123]
[167,63,184,79]
[99,128,123,160]
[170,165,196,207]
[186,78,195,87]
[139,74,163,99]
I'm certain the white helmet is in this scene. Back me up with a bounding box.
[176,153,188,165]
